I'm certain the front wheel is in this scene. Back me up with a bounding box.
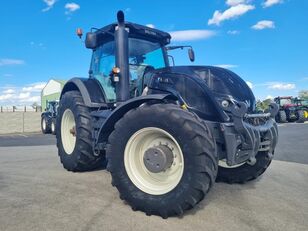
[216,151,273,184]
[51,118,56,135]
[278,110,287,123]
[297,110,305,123]
[56,91,106,172]
[106,104,218,218]
[41,116,50,134]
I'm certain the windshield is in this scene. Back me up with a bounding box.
[302,100,308,106]
[128,38,166,80]
[94,39,166,79]
[90,38,166,102]
[280,98,292,105]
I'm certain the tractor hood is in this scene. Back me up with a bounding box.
[283,104,297,108]
[150,66,256,113]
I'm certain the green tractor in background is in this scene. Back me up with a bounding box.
[274,96,305,123]
[41,100,59,135]
[294,97,308,121]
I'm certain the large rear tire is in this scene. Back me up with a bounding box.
[106,104,218,218]
[56,91,106,172]
[216,151,272,184]
[296,110,305,123]
[278,110,287,123]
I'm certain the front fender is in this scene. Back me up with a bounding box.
[41,112,51,118]
[61,78,107,108]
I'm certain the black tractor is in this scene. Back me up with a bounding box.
[41,100,58,135]
[56,11,279,218]
[274,96,305,123]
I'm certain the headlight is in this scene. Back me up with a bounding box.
[221,100,229,108]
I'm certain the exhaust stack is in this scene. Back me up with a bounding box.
[115,11,130,102]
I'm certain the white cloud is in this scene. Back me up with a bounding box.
[227,30,240,35]
[208,4,255,26]
[65,3,80,14]
[252,20,275,30]
[3,89,15,94]
[169,30,216,42]
[22,82,46,93]
[30,41,46,49]
[246,81,253,89]
[0,82,46,105]
[18,92,31,100]
[263,0,283,8]
[214,64,238,69]
[0,93,14,101]
[266,95,274,99]
[27,96,41,103]
[226,0,247,6]
[3,74,13,77]
[18,94,40,103]
[267,82,295,90]
[146,24,155,28]
[42,0,57,12]
[0,58,25,66]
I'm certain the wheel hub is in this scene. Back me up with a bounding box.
[143,145,174,173]
[70,126,76,136]
[124,127,184,195]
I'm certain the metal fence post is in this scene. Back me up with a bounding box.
[22,112,25,133]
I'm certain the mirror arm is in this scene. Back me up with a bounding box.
[166,45,192,51]
[167,55,175,66]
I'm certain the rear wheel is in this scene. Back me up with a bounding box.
[296,110,305,123]
[305,110,308,119]
[278,110,287,123]
[56,91,106,172]
[217,151,273,184]
[106,104,218,218]
[51,118,56,135]
[41,116,50,134]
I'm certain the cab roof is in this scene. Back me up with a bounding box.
[93,22,171,46]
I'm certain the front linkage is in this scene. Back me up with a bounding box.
[215,102,279,167]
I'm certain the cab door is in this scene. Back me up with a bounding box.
[90,41,116,103]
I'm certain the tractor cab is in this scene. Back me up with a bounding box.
[274,96,296,108]
[46,100,59,116]
[85,21,171,103]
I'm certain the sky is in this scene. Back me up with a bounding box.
[0,0,308,106]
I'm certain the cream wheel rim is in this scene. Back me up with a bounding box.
[51,121,55,133]
[124,127,184,195]
[42,118,46,130]
[219,159,245,168]
[61,109,76,155]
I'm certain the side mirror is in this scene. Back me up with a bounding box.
[188,48,195,62]
[85,32,97,49]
